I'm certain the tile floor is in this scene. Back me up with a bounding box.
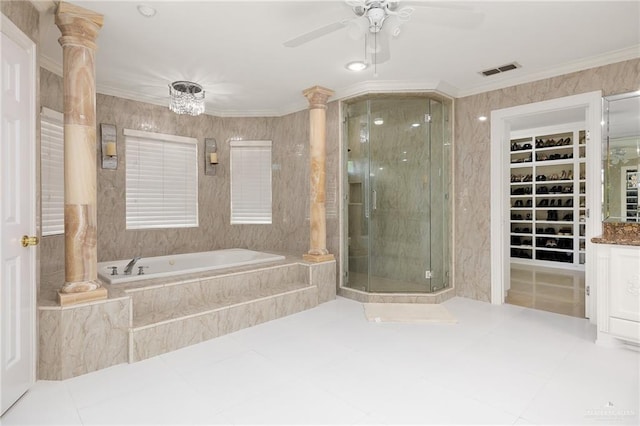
[2,296,639,425]
[508,264,585,318]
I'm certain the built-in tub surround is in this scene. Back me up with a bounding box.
[38,68,342,300]
[38,255,336,379]
[455,58,640,301]
[98,249,286,284]
[55,2,107,304]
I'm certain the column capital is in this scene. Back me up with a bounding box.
[303,86,334,110]
[56,2,104,49]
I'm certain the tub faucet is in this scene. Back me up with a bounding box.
[124,256,141,275]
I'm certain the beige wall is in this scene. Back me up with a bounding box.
[40,54,640,303]
[39,68,342,300]
[454,58,640,301]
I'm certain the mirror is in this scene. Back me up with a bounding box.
[603,91,640,222]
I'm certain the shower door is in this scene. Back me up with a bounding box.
[345,96,450,293]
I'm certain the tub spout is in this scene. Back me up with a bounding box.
[124,256,141,275]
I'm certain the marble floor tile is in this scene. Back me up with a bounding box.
[2,296,638,425]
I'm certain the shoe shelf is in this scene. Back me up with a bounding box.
[509,128,587,269]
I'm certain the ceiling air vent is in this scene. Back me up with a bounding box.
[480,62,520,77]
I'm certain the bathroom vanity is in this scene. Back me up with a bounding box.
[594,240,640,346]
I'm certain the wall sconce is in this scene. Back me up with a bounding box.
[205,138,218,176]
[100,123,117,169]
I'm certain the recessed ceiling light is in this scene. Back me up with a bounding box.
[411,123,421,128]
[346,61,368,72]
[478,116,488,122]
[137,4,156,17]
[373,118,384,125]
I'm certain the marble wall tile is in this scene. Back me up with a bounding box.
[131,310,221,362]
[310,260,337,304]
[38,298,129,380]
[1,0,39,43]
[454,59,640,301]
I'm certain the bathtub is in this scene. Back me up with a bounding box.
[97,249,286,285]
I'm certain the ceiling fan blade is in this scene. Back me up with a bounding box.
[284,19,353,48]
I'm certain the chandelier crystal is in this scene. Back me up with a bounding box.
[169,81,205,116]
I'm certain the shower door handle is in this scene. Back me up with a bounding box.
[372,190,377,211]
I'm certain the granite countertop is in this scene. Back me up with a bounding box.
[591,222,640,246]
[591,237,640,246]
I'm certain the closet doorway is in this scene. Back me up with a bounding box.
[490,92,602,322]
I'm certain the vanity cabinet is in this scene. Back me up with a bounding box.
[596,244,640,345]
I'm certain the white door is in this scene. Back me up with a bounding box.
[1,16,37,415]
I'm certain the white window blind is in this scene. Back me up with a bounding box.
[125,129,198,229]
[230,140,272,224]
[41,107,64,236]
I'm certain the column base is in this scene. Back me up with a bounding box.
[58,287,108,306]
[303,253,335,263]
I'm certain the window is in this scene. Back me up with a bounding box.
[41,107,64,236]
[230,140,272,224]
[125,129,198,229]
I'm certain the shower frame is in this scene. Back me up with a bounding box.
[338,92,456,303]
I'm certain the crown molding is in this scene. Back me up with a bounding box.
[455,44,640,99]
[40,53,62,76]
[38,45,639,117]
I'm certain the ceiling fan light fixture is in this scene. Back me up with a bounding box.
[346,61,368,72]
[168,81,205,116]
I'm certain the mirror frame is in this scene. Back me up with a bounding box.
[602,90,640,222]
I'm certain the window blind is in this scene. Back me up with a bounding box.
[124,129,198,229]
[41,107,64,236]
[230,140,272,224]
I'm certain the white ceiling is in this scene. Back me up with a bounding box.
[36,1,640,117]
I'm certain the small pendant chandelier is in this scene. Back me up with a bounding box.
[168,81,205,116]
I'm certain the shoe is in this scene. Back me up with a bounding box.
[537,186,549,194]
[511,142,519,151]
[526,213,531,220]
[567,170,573,180]
[562,185,573,193]
[545,227,555,234]
[536,174,547,181]
[563,137,572,145]
[523,174,532,182]
[565,198,573,207]
[550,186,559,193]
[523,143,532,150]
[560,170,567,180]
[538,199,549,207]
[525,199,532,207]
[550,199,556,207]
[514,200,523,207]
[563,213,574,221]
[547,211,558,221]
[557,198,562,206]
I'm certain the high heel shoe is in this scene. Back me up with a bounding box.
[559,170,567,180]
[567,170,573,180]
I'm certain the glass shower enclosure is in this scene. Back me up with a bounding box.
[344,95,452,293]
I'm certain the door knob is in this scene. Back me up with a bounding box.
[21,235,39,247]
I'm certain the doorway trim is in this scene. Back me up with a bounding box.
[490,91,602,322]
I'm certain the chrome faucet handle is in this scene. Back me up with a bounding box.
[137,265,148,276]
[108,266,118,276]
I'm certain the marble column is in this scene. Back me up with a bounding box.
[302,86,335,263]
[56,2,107,305]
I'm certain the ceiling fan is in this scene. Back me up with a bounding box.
[284,1,414,48]
[283,0,483,48]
